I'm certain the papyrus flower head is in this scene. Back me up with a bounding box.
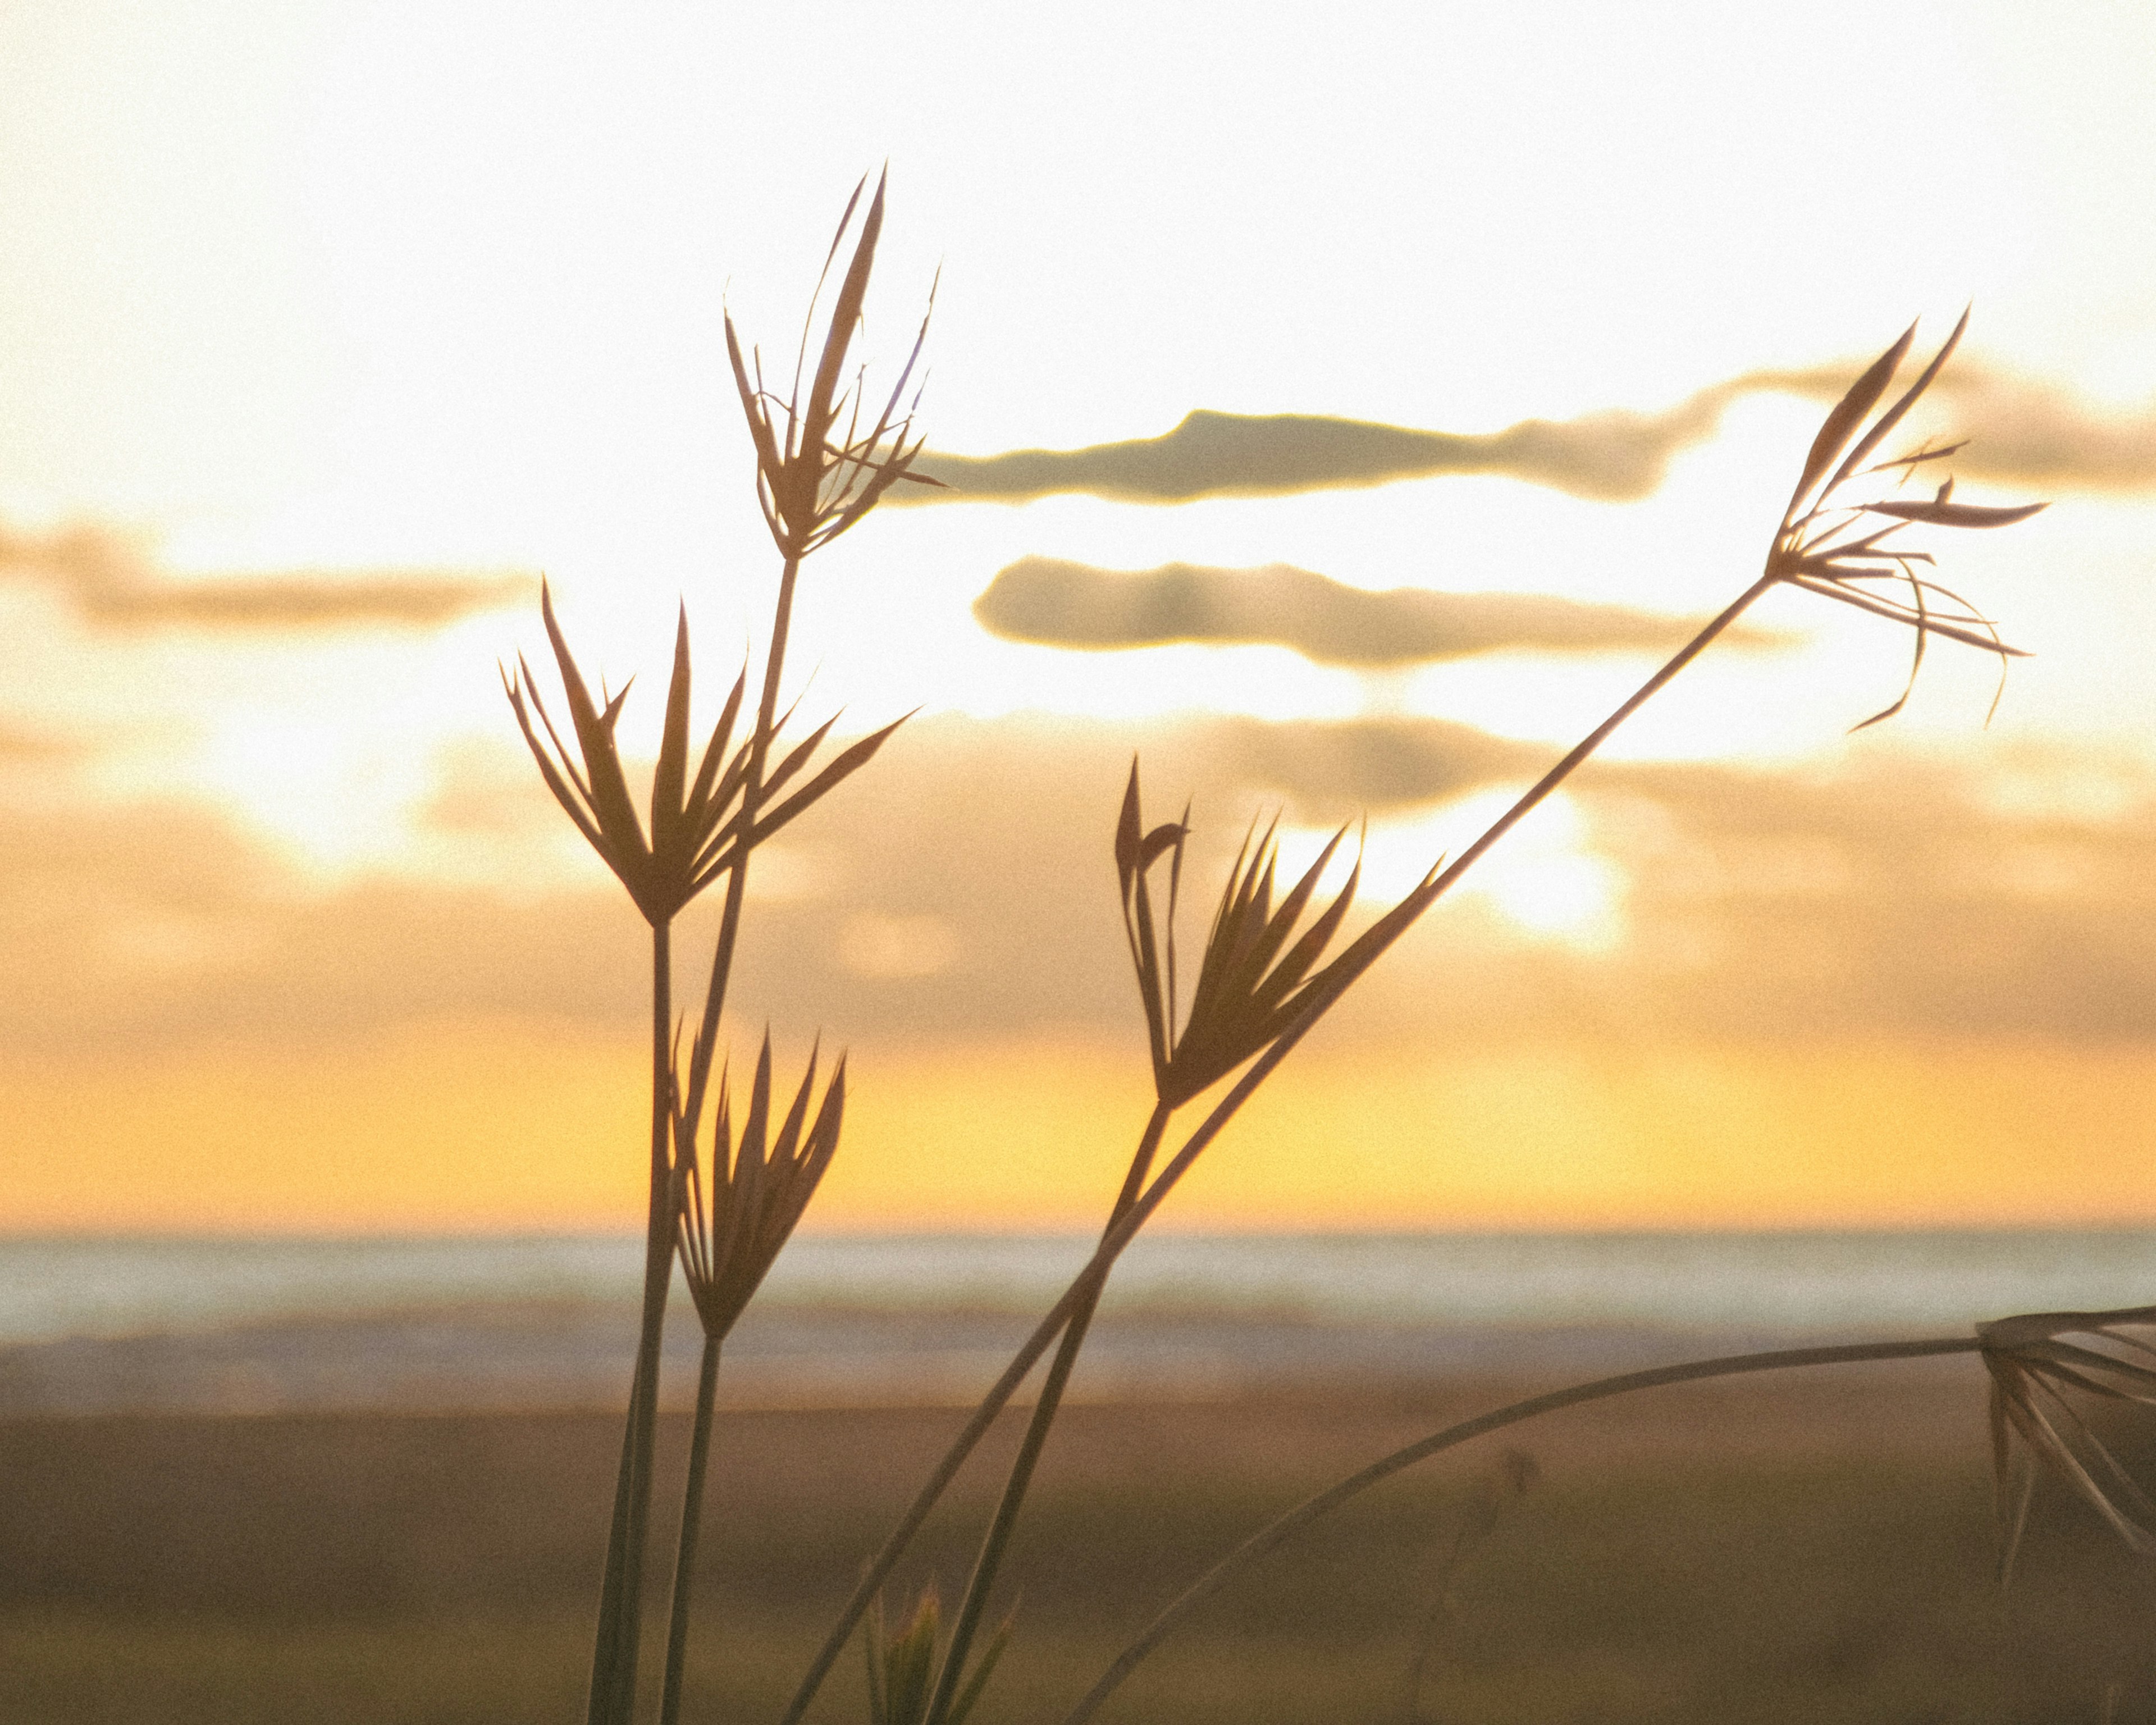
[673,1034,845,1344]
[1117,763,1362,1108]
[726,170,941,561]
[506,585,906,924]
[1766,312,2046,728]
[1979,1304,2156,1583]
[505,584,747,925]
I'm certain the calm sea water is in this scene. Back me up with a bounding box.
[3,1231,2151,1413]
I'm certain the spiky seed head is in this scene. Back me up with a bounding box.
[674,1034,846,1343]
[726,170,944,563]
[1767,312,2045,729]
[1118,761,1362,1108]
[1977,1305,2156,1586]
[503,584,747,925]
[505,586,906,922]
[863,1584,1013,1725]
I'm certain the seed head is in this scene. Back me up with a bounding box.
[1979,1304,2156,1584]
[505,585,907,923]
[1117,762,1362,1108]
[1767,312,2047,728]
[504,584,747,925]
[726,170,943,561]
[865,1585,1011,1725]
[673,1034,845,1344]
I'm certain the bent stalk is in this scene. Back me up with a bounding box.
[1061,1335,1984,1725]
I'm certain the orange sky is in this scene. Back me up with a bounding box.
[5,4,2156,1233]
[6,1026,2154,1234]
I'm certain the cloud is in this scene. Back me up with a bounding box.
[0,521,531,632]
[895,393,1737,506]
[0,713,1538,1054]
[1558,750,2156,1043]
[895,359,2156,510]
[1735,362,2156,495]
[10,716,2156,1060]
[974,556,1786,667]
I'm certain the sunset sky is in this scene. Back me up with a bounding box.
[7,2,2156,1232]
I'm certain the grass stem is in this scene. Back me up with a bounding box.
[587,918,678,1725]
[684,555,802,1129]
[924,1103,1173,1725]
[1060,1335,1984,1725]
[659,1338,723,1725]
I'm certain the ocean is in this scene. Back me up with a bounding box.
[3,1230,2151,1416]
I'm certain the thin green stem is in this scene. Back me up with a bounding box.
[588,918,677,1725]
[1060,1335,1983,1725]
[684,554,802,1130]
[924,1103,1173,1725]
[659,1338,724,1725]
[642,554,797,1723]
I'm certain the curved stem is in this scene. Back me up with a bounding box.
[659,1338,723,1725]
[1060,1335,1982,1725]
[924,1103,1173,1725]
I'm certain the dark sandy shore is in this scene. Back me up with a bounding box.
[3,1371,2150,1723]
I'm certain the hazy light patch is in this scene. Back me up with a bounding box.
[1976,752,2153,825]
[1418,787,1627,952]
[1272,788,1624,953]
[837,912,961,980]
[744,842,842,906]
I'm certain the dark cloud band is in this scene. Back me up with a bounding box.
[894,362,2156,509]
[895,394,1734,506]
[0,522,532,632]
[974,556,1783,666]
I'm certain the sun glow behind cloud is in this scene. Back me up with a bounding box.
[3,3,2155,1229]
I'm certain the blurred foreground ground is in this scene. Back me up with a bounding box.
[3,1370,2153,1724]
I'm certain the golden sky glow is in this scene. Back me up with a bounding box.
[5,3,2156,1231]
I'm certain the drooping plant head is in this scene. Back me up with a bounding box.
[505,584,906,924]
[1117,763,1363,1108]
[1979,1305,2156,1585]
[674,1034,846,1344]
[1767,311,2047,728]
[727,170,943,562]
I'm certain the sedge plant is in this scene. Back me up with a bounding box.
[506,170,931,1725]
[505,175,2124,1725]
[774,312,2053,1725]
